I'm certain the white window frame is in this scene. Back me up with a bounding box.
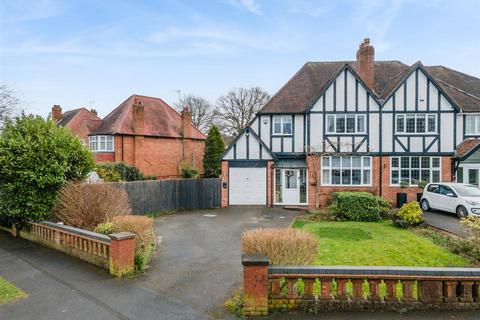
[395,114,437,134]
[89,135,114,152]
[325,114,366,134]
[390,156,441,186]
[321,156,372,186]
[272,115,293,135]
[465,115,480,135]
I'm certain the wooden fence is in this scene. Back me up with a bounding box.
[113,178,221,215]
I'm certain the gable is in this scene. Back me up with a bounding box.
[222,127,275,161]
[382,64,458,112]
[310,65,380,112]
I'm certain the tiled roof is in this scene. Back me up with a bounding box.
[455,138,480,158]
[57,108,102,132]
[259,61,480,114]
[92,94,205,140]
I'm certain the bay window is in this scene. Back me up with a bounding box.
[89,135,114,152]
[326,114,366,134]
[273,115,292,135]
[465,115,480,135]
[390,156,440,186]
[396,114,436,133]
[321,156,371,186]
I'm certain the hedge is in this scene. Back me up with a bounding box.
[328,192,391,222]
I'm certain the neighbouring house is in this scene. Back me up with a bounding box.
[54,94,206,179]
[221,38,480,208]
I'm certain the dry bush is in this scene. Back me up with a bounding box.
[53,182,131,230]
[111,215,156,253]
[241,228,318,265]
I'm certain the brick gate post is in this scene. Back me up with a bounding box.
[242,253,270,317]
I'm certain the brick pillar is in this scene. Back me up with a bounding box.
[267,161,274,207]
[221,161,229,207]
[418,281,444,303]
[242,253,269,317]
[109,232,136,277]
[133,99,145,171]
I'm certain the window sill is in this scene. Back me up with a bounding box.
[272,134,292,137]
[325,133,367,135]
[92,151,115,153]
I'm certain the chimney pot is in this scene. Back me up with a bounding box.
[52,105,62,122]
[356,38,375,91]
[90,109,98,116]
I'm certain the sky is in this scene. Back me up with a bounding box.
[1,0,479,118]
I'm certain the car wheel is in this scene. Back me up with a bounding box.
[421,199,430,211]
[456,206,468,219]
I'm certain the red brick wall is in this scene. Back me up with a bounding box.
[307,155,453,208]
[221,161,229,207]
[94,152,115,162]
[111,135,204,178]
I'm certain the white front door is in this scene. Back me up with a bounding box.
[229,167,267,205]
[282,169,300,204]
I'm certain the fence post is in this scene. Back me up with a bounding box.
[242,253,269,317]
[109,232,136,277]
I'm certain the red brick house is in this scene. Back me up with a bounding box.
[54,94,206,178]
[221,39,480,208]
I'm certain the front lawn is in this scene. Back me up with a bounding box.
[0,277,26,305]
[292,220,469,267]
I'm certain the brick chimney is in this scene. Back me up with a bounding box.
[181,105,192,138]
[52,105,62,122]
[132,98,144,135]
[356,38,375,91]
[90,109,98,116]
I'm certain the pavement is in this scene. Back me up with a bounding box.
[1,206,479,320]
[0,206,299,320]
[422,210,471,237]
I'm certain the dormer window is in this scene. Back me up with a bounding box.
[273,115,292,135]
[89,135,114,152]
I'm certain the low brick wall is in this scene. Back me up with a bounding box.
[9,221,135,277]
[242,254,480,317]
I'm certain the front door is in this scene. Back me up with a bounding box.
[283,169,300,204]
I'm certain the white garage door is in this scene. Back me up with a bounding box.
[229,167,266,205]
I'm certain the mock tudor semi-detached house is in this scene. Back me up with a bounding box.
[221,39,480,208]
[54,94,206,179]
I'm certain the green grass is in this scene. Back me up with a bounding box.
[0,277,26,305]
[292,219,469,267]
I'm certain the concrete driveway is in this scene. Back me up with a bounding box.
[422,210,471,237]
[138,206,300,318]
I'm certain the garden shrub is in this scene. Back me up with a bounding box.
[393,201,423,227]
[110,215,156,272]
[180,161,199,178]
[328,192,391,222]
[96,162,146,182]
[203,125,225,178]
[241,228,318,265]
[0,114,94,223]
[94,222,114,235]
[53,182,131,230]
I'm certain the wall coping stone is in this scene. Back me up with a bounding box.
[109,231,136,240]
[242,253,270,266]
[40,221,111,243]
[269,265,480,277]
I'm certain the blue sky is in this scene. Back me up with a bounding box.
[1,0,479,117]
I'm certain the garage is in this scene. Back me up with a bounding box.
[229,167,267,205]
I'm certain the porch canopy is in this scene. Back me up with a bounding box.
[276,159,307,169]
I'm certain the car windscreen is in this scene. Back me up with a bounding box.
[453,185,480,197]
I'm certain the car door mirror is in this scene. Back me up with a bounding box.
[446,192,456,197]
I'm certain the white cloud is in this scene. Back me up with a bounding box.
[0,0,64,24]
[225,0,262,15]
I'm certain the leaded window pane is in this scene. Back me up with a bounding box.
[363,157,371,167]
[322,157,330,167]
[396,115,405,132]
[406,115,415,133]
[411,169,420,185]
[342,157,351,167]
[346,115,355,133]
[416,115,426,133]
[342,169,351,185]
[322,170,330,184]
[363,170,371,184]
[352,157,361,167]
[332,170,341,184]
[411,157,420,168]
[401,157,410,168]
[391,158,399,168]
[357,115,365,132]
[432,158,440,168]
[391,170,399,184]
[421,157,430,168]
[332,157,341,167]
[327,115,335,133]
[336,117,345,133]
[352,169,361,184]
[401,169,410,183]
[428,115,436,132]
[421,170,430,182]
[432,170,440,182]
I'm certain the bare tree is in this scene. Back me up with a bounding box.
[214,87,270,137]
[0,84,21,126]
[174,94,213,133]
